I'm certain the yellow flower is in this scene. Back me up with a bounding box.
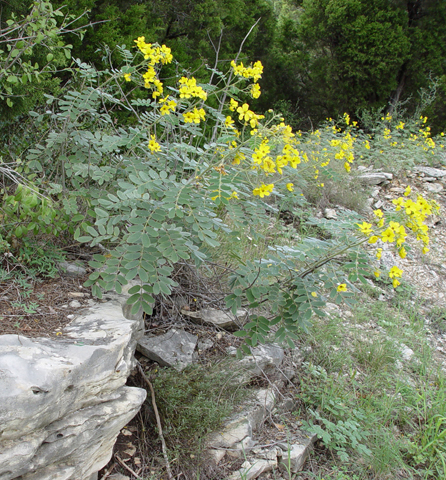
[344,162,351,172]
[374,270,380,278]
[376,248,383,260]
[183,107,206,124]
[311,292,317,297]
[148,135,161,153]
[123,73,131,82]
[179,77,207,100]
[368,235,379,244]
[373,209,383,218]
[381,228,395,243]
[337,284,347,292]
[422,246,430,254]
[286,183,294,192]
[357,222,373,235]
[229,98,239,112]
[225,116,234,127]
[392,279,401,288]
[253,183,274,198]
[389,266,403,278]
[237,103,250,121]
[251,83,261,99]
[404,185,411,196]
[160,99,176,115]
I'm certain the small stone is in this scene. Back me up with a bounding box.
[181,308,248,330]
[137,328,198,370]
[68,292,85,298]
[59,261,87,277]
[370,188,381,198]
[237,344,284,376]
[373,200,384,209]
[324,208,337,219]
[197,339,214,351]
[425,182,443,193]
[69,300,82,308]
[278,434,317,473]
[400,345,414,361]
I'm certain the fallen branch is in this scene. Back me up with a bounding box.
[137,362,173,480]
[115,455,141,479]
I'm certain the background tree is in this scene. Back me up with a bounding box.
[268,0,446,129]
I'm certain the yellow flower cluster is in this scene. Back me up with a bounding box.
[134,37,173,98]
[236,102,264,129]
[134,37,173,65]
[392,194,438,251]
[148,135,161,153]
[330,131,355,172]
[179,77,207,101]
[230,60,263,82]
[183,107,206,124]
[253,183,274,198]
[159,97,177,115]
[230,60,263,100]
[357,189,438,288]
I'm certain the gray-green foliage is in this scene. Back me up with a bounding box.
[0,1,77,118]
[22,54,267,317]
[227,211,370,351]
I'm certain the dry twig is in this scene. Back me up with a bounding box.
[137,362,173,480]
[115,455,141,479]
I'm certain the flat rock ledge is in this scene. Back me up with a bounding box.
[206,388,317,479]
[0,296,146,480]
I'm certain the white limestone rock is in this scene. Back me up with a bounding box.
[425,182,443,193]
[0,298,146,480]
[229,459,277,480]
[358,172,393,185]
[415,166,446,178]
[237,344,284,376]
[277,434,317,473]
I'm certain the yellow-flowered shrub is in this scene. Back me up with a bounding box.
[48,36,440,354]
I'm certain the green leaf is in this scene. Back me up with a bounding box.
[131,301,142,315]
[128,285,141,294]
[86,226,98,237]
[233,330,248,337]
[142,302,153,315]
[127,293,141,305]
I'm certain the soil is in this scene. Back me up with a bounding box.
[0,272,92,338]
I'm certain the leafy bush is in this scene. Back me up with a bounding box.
[2,34,442,352]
